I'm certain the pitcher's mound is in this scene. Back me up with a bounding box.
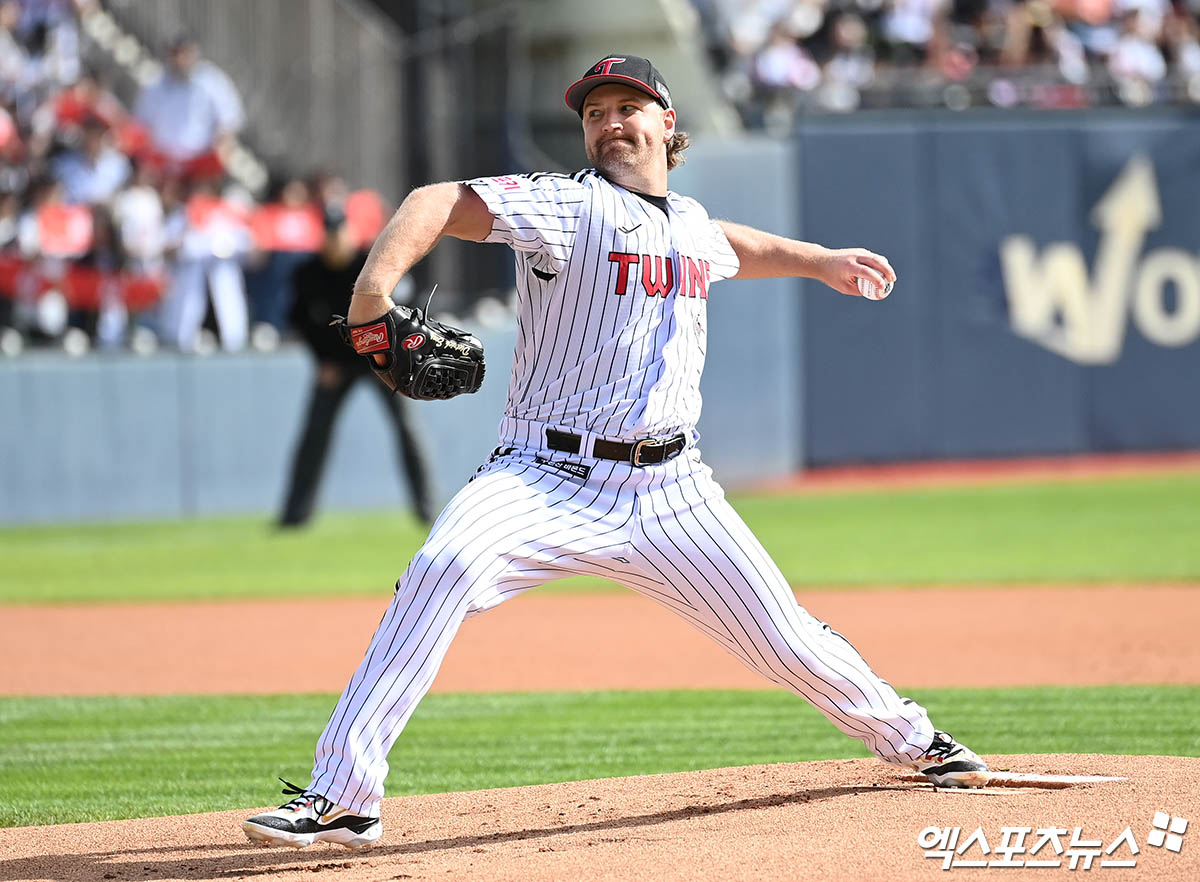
[4,755,1196,881]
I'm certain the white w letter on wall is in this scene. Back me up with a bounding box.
[999,155,1166,365]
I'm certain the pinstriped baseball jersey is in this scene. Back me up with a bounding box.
[466,170,738,441]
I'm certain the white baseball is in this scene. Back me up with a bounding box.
[857,277,893,301]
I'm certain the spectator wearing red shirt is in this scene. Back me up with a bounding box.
[245,175,323,333]
[34,67,148,158]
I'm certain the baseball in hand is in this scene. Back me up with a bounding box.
[856,276,893,300]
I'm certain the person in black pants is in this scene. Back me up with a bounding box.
[279,205,433,527]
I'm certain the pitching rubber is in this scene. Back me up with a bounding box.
[903,771,1127,790]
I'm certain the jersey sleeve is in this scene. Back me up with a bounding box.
[675,195,740,283]
[464,173,586,258]
[704,218,740,283]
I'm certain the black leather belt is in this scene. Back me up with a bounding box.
[546,429,687,467]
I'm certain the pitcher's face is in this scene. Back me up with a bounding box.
[582,85,674,183]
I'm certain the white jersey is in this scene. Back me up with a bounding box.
[465,170,739,445]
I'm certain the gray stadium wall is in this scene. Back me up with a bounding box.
[1,339,511,525]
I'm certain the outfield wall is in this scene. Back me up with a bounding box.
[0,342,513,524]
[791,112,1200,465]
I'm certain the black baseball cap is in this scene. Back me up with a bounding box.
[564,54,673,116]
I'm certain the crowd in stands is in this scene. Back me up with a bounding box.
[692,0,1200,126]
[0,0,386,356]
[6,0,1198,354]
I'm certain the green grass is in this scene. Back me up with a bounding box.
[1,686,1197,827]
[741,473,1200,586]
[0,511,431,603]
[1,473,1198,603]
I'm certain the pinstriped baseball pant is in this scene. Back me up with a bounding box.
[309,444,935,815]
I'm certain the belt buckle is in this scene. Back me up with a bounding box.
[631,436,668,467]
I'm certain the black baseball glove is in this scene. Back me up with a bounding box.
[332,304,485,400]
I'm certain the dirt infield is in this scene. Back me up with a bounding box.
[764,450,1200,493]
[3,755,1196,881]
[3,585,1197,695]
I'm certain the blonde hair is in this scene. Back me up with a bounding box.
[666,131,689,170]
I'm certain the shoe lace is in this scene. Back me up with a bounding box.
[924,732,960,761]
[277,777,330,813]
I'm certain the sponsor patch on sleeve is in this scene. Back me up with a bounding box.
[487,174,528,192]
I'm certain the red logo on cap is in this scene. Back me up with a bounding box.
[593,57,626,75]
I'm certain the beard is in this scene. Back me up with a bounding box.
[587,136,648,179]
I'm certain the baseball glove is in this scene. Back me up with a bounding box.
[332,304,485,400]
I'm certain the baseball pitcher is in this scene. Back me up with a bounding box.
[243,53,989,850]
